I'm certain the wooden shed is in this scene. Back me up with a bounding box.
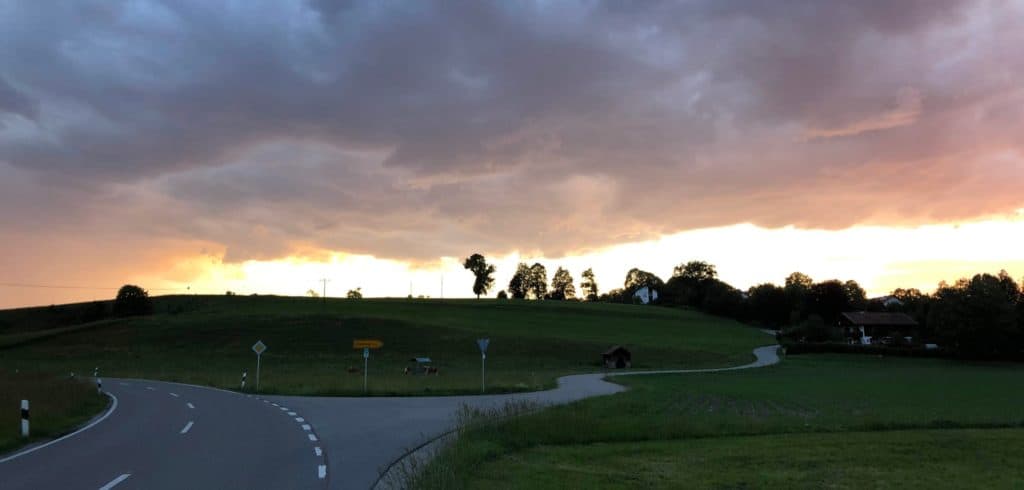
[602,346,632,369]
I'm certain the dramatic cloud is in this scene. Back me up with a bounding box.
[1,0,1023,271]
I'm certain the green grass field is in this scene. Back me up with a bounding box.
[0,295,767,396]
[0,371,109,454]
[414,354,1024,489]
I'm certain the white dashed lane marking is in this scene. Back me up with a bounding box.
[180,421,194,434]
[314,447,322,456]
[99,473,131,490]
[169,392,180,398]
[187,403,195,409]
[287,411,296,416]
[301,424,311,431]
[145,387,155,391]
[295,417,305,423]
[318,465,327,479]
[308,434,318,442]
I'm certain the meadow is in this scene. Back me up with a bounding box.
[0,295,768,396]
[412,354,1024,489]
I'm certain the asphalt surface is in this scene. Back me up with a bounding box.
[0,379,325,489]
[0,345,778,489]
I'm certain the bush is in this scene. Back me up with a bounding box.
[496,290,508,300]
[113,285,153,316]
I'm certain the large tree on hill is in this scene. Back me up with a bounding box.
[463,253,496,299]
[508,263,530,299]
[624,268,663,295]
[672,261,718,282]
[666,260,719,307]
[113,284,153,316]
[527,263,548,299]
[548,267,576,300]
[580,268,599,301]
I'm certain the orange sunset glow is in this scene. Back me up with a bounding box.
[2,1,1023,308]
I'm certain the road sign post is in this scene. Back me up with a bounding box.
[477,338,490,394]
[252,341,267,393]
[353,340,383,395]
[363,347,369,394]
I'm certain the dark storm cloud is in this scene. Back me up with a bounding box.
[1,0,1022,263]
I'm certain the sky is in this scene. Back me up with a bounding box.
[1,0,1023,308]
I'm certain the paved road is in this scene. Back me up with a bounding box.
[0,379,325,489]
[0,345,778,489]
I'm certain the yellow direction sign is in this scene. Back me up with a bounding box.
[353,339,383,349]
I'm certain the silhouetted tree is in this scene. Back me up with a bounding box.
[624,268,663,293]
[113,284,153,316]
[508,263,530,299]
[496,290,508,300]
[807,280,849,325]
[462,253,496,299]
[527,263,548,299]
[843,280,868,310]
[929,273,1021,357]
[673,261,718,282]
[306,289,320,298]
[346,288,363,299]
[580,268,599,301]
[784,272,814,321]
[665,261,720,307]
[747,283,791,328]
[548,267,576,300]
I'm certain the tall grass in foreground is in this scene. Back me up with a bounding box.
[0,369,108,454]
[384,401,539,490]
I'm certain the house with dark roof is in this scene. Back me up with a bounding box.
[839,311,918,345]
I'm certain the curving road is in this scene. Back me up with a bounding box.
[0,345,778,489]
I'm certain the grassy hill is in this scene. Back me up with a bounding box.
[0,295,769,396]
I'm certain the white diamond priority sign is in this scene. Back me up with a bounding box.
[252,340,267,355]
[477,338,490,353]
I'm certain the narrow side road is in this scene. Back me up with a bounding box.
[269,345,781,490]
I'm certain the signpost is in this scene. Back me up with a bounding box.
[353,339,383,394]
[252,340,267,393]
[477,338,490,393]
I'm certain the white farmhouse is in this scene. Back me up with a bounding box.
[633,286,659,305]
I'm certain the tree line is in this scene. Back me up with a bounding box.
[463,254,1024,359]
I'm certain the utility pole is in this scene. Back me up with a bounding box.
[440,274,444,300]
[319,278,330,305]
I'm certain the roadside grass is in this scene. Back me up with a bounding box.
[0,369,108,454]
[413,354,1024,489]
[0,296,768,395]
[463,429,1024,489]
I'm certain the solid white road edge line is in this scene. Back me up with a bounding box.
[180,421,194,434]
[314,446,322,456]
[318,465,327,479]
[0,393,119,464]
[308,434,318,442]
[187,403,195,409]
[98,473,131,490]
